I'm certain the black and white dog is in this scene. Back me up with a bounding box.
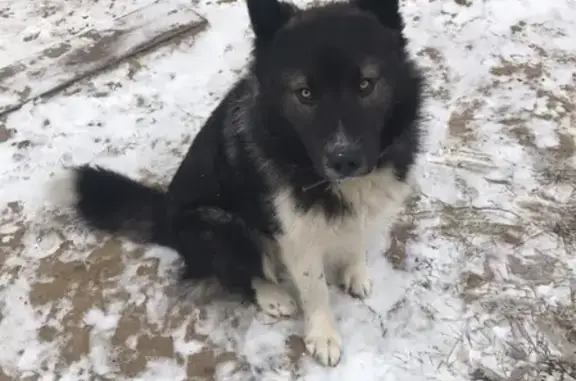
[52,0,423,367]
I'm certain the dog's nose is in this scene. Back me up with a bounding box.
[324,147,365,178]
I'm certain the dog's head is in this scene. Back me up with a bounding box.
[247,0,421,181]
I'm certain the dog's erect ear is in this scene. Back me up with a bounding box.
[246,0,296,46]
[352,0,404,32]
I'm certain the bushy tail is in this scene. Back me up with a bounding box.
[51,165,171,245]
[49,165,266,297]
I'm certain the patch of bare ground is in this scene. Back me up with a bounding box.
[435,179,576,380]
[1,206,246,380]
[427,32,576,378]
[417,46,452,101]
[384,193,422,271]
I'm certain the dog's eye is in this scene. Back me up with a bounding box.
[296,87,314,102]
[359,78,375,96]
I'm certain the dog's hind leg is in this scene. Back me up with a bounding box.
[171,207,297,317]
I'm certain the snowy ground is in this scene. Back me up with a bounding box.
[1,0,576,380]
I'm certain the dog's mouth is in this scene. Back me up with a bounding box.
[323,167,372,182]
[303,140,399,190]
[302,164,374,192]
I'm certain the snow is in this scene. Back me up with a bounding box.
[1,0,576,380]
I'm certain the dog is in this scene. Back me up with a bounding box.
[51,0,424,367]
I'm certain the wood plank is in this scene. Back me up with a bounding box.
[0,0,208,116]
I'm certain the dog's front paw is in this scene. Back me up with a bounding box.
[341,263,372,299]
[304,316,342,367]
[253,279,298,318]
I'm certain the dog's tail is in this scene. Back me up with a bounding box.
[49,165,267,298]
[50,165,171,246]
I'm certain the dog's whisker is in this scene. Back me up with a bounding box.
[302,179,329,192]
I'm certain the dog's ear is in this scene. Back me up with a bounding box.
[246,0,296,47]
[352,0,404,32]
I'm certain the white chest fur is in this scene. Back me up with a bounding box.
[259,168,413,368]
[273,168,412,260]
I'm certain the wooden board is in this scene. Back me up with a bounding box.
[0,0,208,116]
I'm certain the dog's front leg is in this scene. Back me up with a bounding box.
[282,248,342,367]
[337,243,373,300]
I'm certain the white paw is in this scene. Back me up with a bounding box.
[341,263,372,299]
[253,279,298,318]
[304,316,342,367]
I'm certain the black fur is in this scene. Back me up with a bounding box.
[64,0,423,302]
